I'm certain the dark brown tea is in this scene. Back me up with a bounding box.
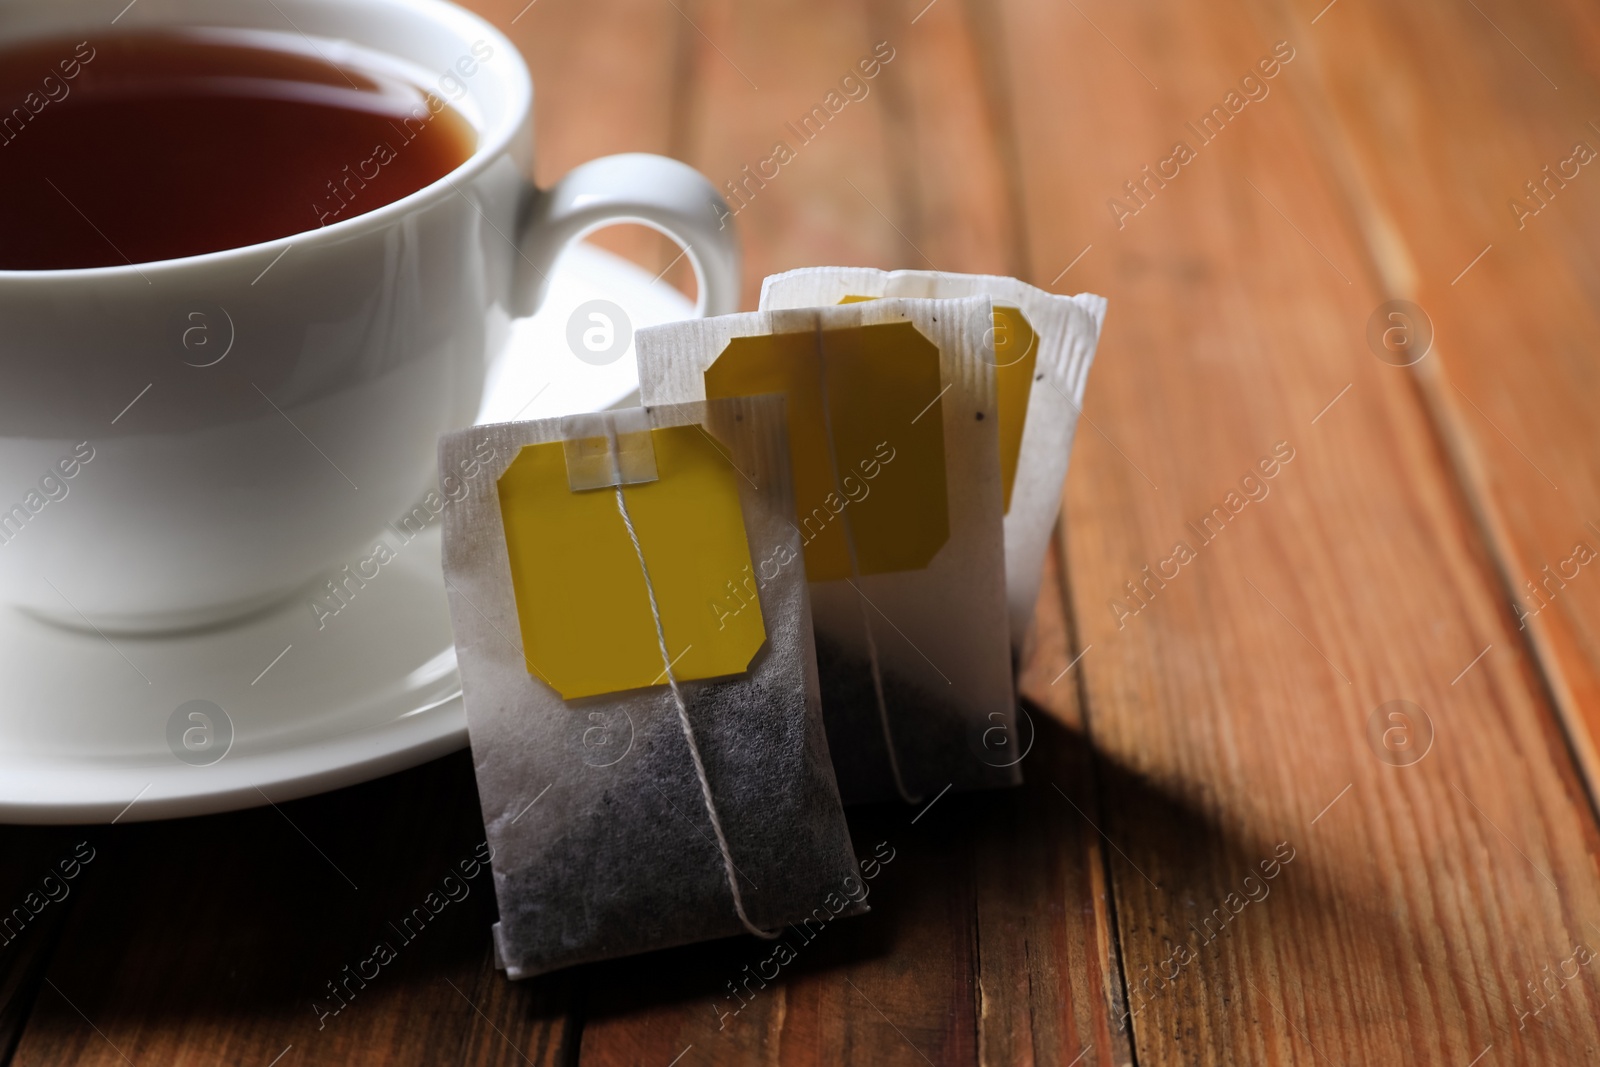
[0,30,478,270]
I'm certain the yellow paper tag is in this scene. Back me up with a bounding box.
[840,296,1034,512]
[704,321,948,582]
[990,306,1037,512]
[496,425,766,699]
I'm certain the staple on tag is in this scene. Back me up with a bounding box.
[560,409,658,491]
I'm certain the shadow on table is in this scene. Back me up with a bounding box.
[0,706,1228,1022]
[8,697,1562,1065]
[562,696,1226,1027]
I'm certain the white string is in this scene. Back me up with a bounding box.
[850,582,916,804]
[812,323,921,805]
[613,484,777,940]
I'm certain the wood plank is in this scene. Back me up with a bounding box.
[995,0,1600,1063]
[1277,0,1600,806]
[472,0,696,292]
[982,536,1137,1067]
[853,0,1021,279]
[9,753,572,1067]
[668,0,901,308]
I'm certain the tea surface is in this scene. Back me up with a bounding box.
[0,30,477,269]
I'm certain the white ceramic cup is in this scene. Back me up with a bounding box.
[0,0,740,632]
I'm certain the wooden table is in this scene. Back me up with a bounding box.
[7,0,1600,1063]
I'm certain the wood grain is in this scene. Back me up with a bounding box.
[994,0,1600,1064]
[985,539,1137,1067]
[1279,0,1600,804]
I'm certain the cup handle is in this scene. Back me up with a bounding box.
[513,152,741,318]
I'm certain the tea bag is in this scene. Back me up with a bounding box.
[635,299,1018,805]
[760,268,1107,652]
[439,398,862,979]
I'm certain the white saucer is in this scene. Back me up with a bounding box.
[0,242,694,824]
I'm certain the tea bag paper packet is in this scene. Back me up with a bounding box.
[439,398,862,980]
[760,269,1107,652]
[635,298,1018,805]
